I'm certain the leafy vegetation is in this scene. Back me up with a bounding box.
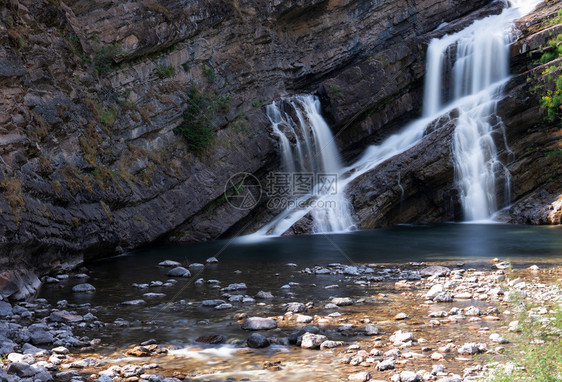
[156,63,175,78]
[93,44,122,75]
[173,86,230,154]
[538,34,562,63]
[485,287,562,382]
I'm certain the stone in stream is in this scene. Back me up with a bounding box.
[420,266,451,277]
[195,335,226,344]
[300,332,327,349]
[188,263,205,270]
[390,330,414,344]
[122,299,146,306]
[425,284,445,300]
[158,260,181,267]
[433,292,453,302]
[52,346,69,354]
[0,301,13,316]
[49,311,83,323]
[7,362,37,377]
[255,291,274,299]
[72,283,96,293]
[201,300,225,307]
[286,302,307,313]
[121,365,144,378]
[320,340,345,350]
[376,358,395,371]
[331,297,353,306]
[98,375,114,382]
[167,267,191,277]
[394,312,409,320]
[247,333,270,348]
[28,324,54,344]
[143,293,166,298]
[222,283,247,291]
[215,303,233,310]
[206,257,219,263]
[489,333,509,344]
[241,317,277,330]
[400,371,422,382]
[364,324,381,336]
[464,306,481,316]
[348,371,371,381]
[457,343,485,355]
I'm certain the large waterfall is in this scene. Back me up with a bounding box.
[253,0,540,237]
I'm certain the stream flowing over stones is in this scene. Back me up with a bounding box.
[0,0,562,381]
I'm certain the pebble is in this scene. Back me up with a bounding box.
[166,267,191,277]
[301,333,328,349]
[158,260,181,267]
[394,312,409,320]
[71,284,96,293]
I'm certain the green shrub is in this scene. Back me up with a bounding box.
[173,86,230,153]
[94,44,122,75]
[156,64,175,78]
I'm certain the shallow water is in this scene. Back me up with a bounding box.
[37,224,562,381]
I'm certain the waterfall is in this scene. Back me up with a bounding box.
[251,0,540,237]
[259,95,355,235]
[426,0,541,220]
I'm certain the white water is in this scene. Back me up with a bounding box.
[251,0,540,237]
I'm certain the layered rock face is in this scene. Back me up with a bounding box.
[0,0,493,280]
[347,1,562,229]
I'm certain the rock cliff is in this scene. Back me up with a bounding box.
[0,0,493,283]
[0,0,560,296]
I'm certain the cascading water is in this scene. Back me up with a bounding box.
[256,95,355,235]
[252,0,540,237]
[426,0,540,220]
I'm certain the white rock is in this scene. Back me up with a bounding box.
[301,332,327,349]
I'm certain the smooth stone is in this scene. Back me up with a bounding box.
[0,301,13,316]
[400,371,422,382]
[300,332,327,349]
[490,333,509,344]
[143,293,166,298]
[331,297,353,306]
[122,300,146,306]
[390,330,414,343]
[420,266,451,277]
[320,340,345,349]
[206,257,219,263]
[247,333,270,348]
[433,292,453,302]
[188,263,205,269]
[241,317,277,330]
[167,267,191,277]
[158,260,181,267]
[52,346,69,354]
[394,312,409,320]
[364,324,381,336]
[195,335,226,344]
[72,284,96,293]
[201,300,225,307]
[223,283,247,291]
[348,371,371,381]
[255,291,274,299]
[376,358,395,371]
[98,375,114,382]
[49,311,83,323]
[7,362,37,377]
[215,303,233,310]
[425,284,445,300]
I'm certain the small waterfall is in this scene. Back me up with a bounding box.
[260,95,355,235]
[252,0,540,237]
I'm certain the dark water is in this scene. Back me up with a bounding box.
[37,224,562,350]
